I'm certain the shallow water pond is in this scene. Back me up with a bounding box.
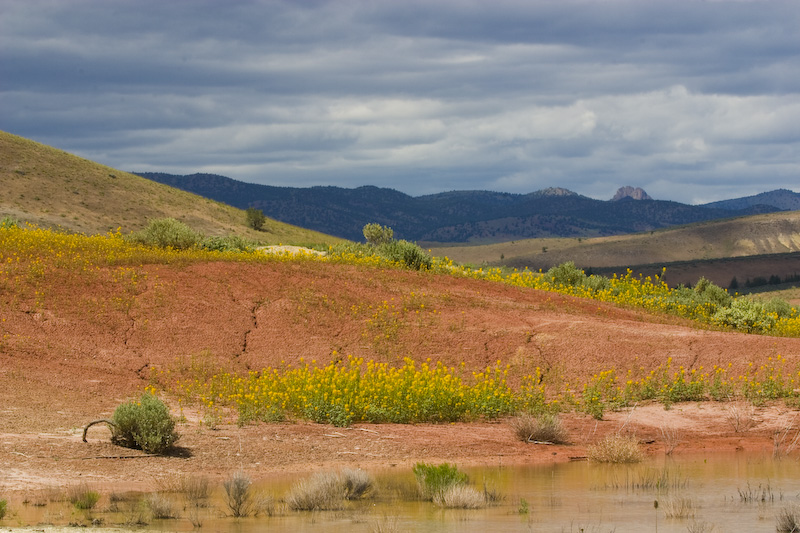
[6,451,800,532]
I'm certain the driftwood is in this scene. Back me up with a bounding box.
[82,419,118,443]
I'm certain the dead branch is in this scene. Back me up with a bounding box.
[82,419,118,443]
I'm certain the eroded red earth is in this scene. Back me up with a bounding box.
[2,259,800,496]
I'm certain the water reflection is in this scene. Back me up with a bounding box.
[7,452,800,532]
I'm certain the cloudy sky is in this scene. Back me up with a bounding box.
[2,0,799,203]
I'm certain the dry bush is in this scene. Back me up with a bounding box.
[587,434,643,463]
[120,499,149,527]
[510,412,568,444]
[146,493,179,519]
[178,475,210,506]
[773,420,800,459]
[223,471,253,517]
[777,505,800,533]
[434,484,486,509]
[725,402,757,433]
[286,472,346,511]
[659,424,682,455]
[341,468,375,500]
[253,494,277,517]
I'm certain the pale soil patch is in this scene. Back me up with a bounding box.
[257,245,327,256]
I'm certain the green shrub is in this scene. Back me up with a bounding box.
[0,498,7,519]
[546,261,586,287]
[413,462,468,501]
[245,207,266,231]
[763,298,794,318]
[111,393,179,454]
[201,235,256,253]
[378,240,432,270]
[362,223,394,245]
[0,216,19,229]
[694,277,732,307]
[584,274,611,292]
[128,218,203,250]
[713,298,776,333]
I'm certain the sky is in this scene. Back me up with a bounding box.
[1,0,799,204]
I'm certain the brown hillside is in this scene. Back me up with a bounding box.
[0,130,342,245]
[429,211,800,288]
[430,211,800,270]
[3,257,800,492]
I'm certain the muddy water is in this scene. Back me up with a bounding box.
[5,452,800,532]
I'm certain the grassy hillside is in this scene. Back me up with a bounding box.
[0,131,344,245]
[428,211,800,285]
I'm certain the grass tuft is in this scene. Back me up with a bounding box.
[286,472,346,511]
[413,462,469,501]
[67,483,100,510]
[434,484,486,509]
[510,412,568,444]
[660,495,696,518]
[146,493,179,519]
[587,434,643,463]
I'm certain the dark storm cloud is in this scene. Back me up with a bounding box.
[1,0,799,203]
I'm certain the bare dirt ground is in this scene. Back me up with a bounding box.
[3,259,800,498]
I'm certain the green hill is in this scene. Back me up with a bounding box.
[0,131,343,245]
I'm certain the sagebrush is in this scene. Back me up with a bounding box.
[111,392,179,454]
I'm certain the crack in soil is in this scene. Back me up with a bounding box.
[241,301,260,357]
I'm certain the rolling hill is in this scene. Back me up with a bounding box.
[429,210,800,288]
[137,172,779,243]
[0,131,343,245]
[702,189,800,211]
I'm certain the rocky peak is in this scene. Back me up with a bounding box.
[612,186,652,201]
[535,187,578,197]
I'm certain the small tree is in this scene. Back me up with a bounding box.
[362,223,394,246]
[245,207,266,231]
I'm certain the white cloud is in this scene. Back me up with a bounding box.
[1,0,799,203]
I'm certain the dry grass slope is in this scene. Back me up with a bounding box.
[430,211,800,269]
[0,130,343,245]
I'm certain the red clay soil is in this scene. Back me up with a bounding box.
[2,259,800,496]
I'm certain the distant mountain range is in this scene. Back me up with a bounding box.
[137,172,797,243]
[700,189,800,211]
